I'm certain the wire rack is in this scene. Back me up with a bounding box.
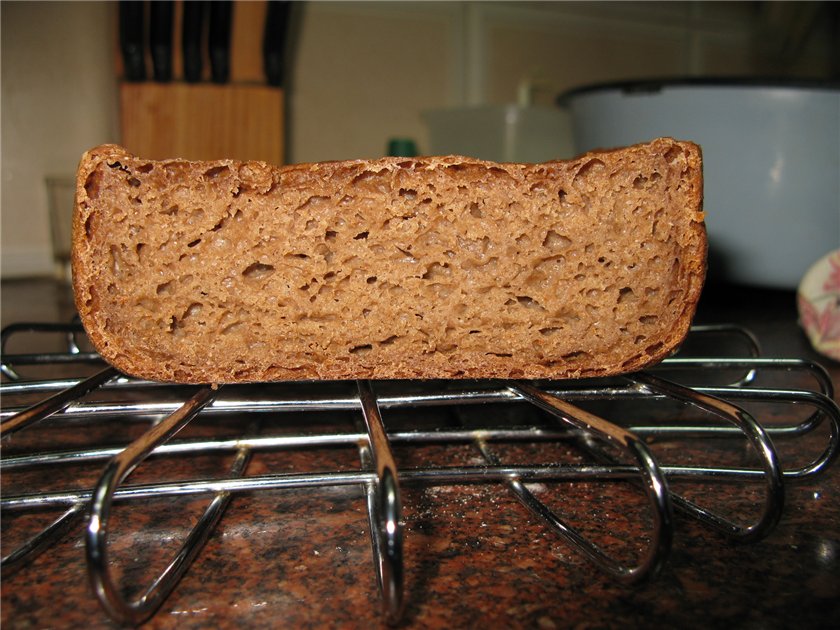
[1,322,838,626]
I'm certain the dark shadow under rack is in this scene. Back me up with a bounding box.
[1,323,838,625]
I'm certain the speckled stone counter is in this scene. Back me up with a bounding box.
[2,280,838,628]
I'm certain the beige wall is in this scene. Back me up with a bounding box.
[1,1,831,278]
[1,1,119,278]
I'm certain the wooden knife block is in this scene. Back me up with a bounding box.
[120,82,284,164]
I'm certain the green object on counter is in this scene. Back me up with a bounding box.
[387,138,418,157]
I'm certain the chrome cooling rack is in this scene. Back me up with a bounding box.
[1,323,838,625]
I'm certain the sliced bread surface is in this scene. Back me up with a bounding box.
[72,138,706,383]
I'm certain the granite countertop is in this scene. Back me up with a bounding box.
[1,279,838,628]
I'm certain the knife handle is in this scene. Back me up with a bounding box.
[263,0,291,87]
[149,0,174,82]
[119,0,146,82]
[182,0,206,83]
[209,0,233,84]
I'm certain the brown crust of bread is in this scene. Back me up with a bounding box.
[72,138,706,384]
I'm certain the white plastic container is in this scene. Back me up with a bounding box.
[560,80,840,289]
[422,105,574,164]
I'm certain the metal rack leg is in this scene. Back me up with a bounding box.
[0,504,86,575]
[357,380,404,625]
[84,386,250,625]
[0,367,118,438]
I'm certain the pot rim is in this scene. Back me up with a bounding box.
[557,77,840,106]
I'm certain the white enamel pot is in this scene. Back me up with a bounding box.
[560,79,840,289]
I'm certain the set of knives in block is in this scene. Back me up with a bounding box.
[119,0,291,86]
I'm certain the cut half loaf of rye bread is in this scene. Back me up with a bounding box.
[72,138,706,384]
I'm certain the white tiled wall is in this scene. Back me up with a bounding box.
[1,1,832,277]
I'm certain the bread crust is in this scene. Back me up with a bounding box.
[72,138,706,384]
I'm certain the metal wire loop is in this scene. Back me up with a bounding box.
[85,386,222,625]
[629,372,785,543]
[505,381,674,583]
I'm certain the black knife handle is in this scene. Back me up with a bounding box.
[149,0,174,82]
[119,0,146,82]
[182,0,206,82]
[209,0,233,84]
[263,0,291,87]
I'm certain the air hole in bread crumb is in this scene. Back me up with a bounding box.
[421,262,450,281]
[297,196,330,212]
[221,322,243,335]
[574,158,605,181]
[108,246,122,277]
[469,202,483,218]
[664,146,683,164]
[399,188,417,200]
[242,262,276,280]
[204,165,230,179]
[181,302,203,322]
[539,327,560,336]
[516,233,531,248]
[187,238,201,248]
[487,352,513,358]
[156,281,173,295]
[639,315,659,325]
[617,287,636,303]
[349,344,372,355]
[354,231,369,240]
[543,230,571,249]
[380,335,400,345]
[366,276,377,284]
[137,163,153,174]
[84,171,102,199]
[83,213,95,239]
[562,350,592,361]
[516,295,544,310]
[189,208,205,224]
[325,230,337,241]
[127,177,141,187]
[646,341,664,355]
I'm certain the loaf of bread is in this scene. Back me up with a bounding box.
[72,138,706,384]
